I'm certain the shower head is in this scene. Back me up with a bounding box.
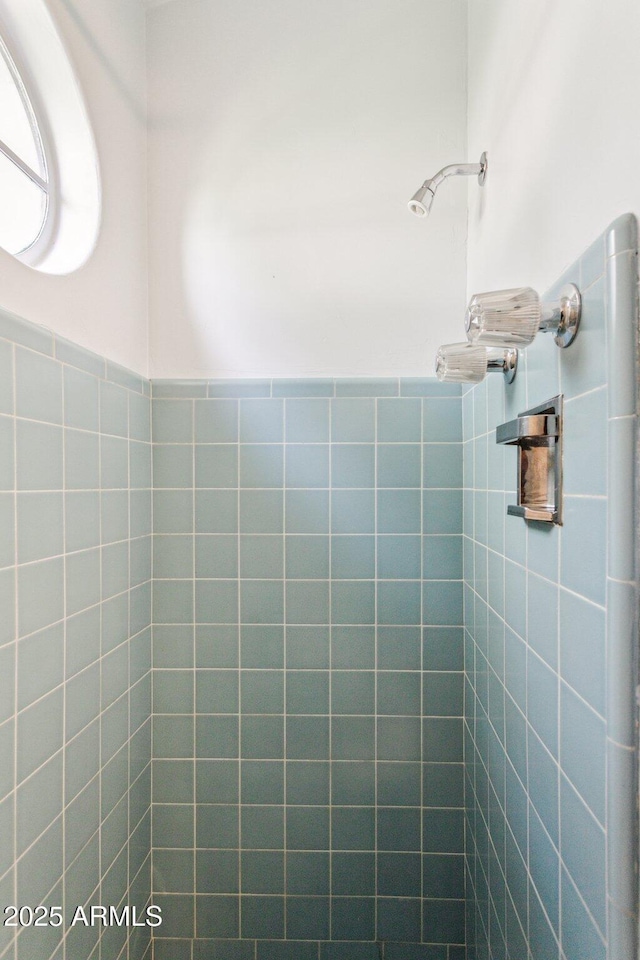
[408,181,435,218]
[408,152,487,218]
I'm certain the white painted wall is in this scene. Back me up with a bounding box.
[3,0,637,379]
[467,0,640,296]
[0,0,148,375]
[147,0,469,379]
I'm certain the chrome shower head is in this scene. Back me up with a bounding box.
[408,152,487,219]
[408,181,435,217]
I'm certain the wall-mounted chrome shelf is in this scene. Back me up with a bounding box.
[496,395,563,524]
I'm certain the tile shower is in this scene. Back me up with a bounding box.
[0,218,636,960]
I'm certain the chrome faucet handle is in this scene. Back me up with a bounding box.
[435,342,518,384]
[465,283,581,349]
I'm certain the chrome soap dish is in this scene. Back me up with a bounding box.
[496,395,563,524]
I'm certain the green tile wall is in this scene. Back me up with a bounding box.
[463,218,639,960]
[0,312,152,960]
[150,379,465,958]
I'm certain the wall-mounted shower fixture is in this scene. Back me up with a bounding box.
[435,342,518,384]
[408,152,487,218]
[465,283,582,349]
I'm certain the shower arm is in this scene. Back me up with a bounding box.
[427,159,485,191]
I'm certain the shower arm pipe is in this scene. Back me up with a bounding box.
[427,159,485,191]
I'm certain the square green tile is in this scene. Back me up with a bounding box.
[423,443,463,489]
[240,535,284,579]
[377,445,421,488]
[240,399,283,443]
[286,671,329,714]
[100,381,128,437]
[285,445,329,488]
[196,760,238,804]
[331,445,374,488]
[331,536,375,579]
[377,535,421,580]
[286,761,330,805]
[331,581,375,625]
[64,490,100,552]
[100,436,129,489]
[63,366,99,431]
[331,490,375,534]
[240,625,283,668]
[286,626,330,668]
[331,399,375,442]
[331,761,375,805]
[332,717,375,760]
[195,581,239,623]
[152,400,193,443]
[286,580,329,624]
[240,445,283,488]
[241,581,283,624]
[195,490,237,533]
[377,399,421,442]
[241,805,284,849]
[286,716,329,760]
[196,670,239,714]
[17,492,63,563]
[240,670,284,714]
[331,671,375,715]
[378,581,421,625]
[154,490,194,534]
[17,421,62,490]
[377,490,421,534]
[285,400,330,442]
[153,580,194,623]
[195,535,237,578]
[196,716,239,758]
[195,445,238,488]
[195,399,238,442]
[153,760,194,803]
[154,535,194,579]
[196,850,240,896]
[241,715,284,759]
[18,557,64,637]
[285,490,329,533]
[285,536,329,579]
[195,625,238,668]
[196,803,237,848]
[287,806,329,850]
[377,672,421,716]
[377,626,421,670]
[331,626,375,668]
[241,760,284,804]
[153,445,194,488]
[240,490,283,534]
[15,348,62,424]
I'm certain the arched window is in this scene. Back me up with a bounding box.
[0,34,49,256]
[0,0,100,274]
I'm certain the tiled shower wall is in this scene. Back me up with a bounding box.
[150,379,466,959]
[0,313,152,960]
[463,219,638,959]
